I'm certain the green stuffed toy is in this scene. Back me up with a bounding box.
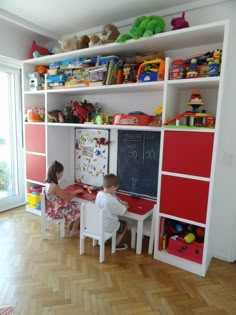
[116,15,165,43]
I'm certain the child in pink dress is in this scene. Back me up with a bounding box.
[45,160,83,236]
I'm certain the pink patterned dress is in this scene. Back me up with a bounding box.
[45,191,80,223]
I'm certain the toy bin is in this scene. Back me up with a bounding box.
[27,193,41,208]
[168,236,203,264]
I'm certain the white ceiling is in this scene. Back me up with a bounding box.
[0,0,208,39]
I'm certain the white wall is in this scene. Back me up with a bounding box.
[0,18,50,60]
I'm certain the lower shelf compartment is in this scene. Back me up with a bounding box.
[168,235,203,264]
[26,205,41,216]
[158,217,205,264]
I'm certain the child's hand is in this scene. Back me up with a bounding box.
[122,200,128,207]
[75,189,84,194]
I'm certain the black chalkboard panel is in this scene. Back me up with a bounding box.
[117,130,161,199]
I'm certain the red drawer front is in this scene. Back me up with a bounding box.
[26,154,46,183]
[162,131,214,177]
[25,124,45,153]
[168,236,203,264]
[160,175,209,223]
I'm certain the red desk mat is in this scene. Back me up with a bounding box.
[117,193,156,215]
[64,184,97,201]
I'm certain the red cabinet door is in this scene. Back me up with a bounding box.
[25,124,45,153]
[26,154,46,183]
[160,175,209,224]
[162,131,214,177]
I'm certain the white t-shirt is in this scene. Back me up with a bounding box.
[95,191,127,232]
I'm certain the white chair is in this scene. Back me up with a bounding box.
[80,202,116,263]
[41,187,65,239]
[131,204,157,255]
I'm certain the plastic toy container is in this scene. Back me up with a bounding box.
[27,193,41,208]
[168,236,203,264]
[113,114,153,126]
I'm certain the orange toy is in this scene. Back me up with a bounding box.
[137,58,165,82]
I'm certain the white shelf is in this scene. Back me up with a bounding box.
[154,250,205,276]
[167,76,220,89]
[26,205,41,216]
[46,81,164,95]
[24,90,45,95]
[25,122,46,126]
[163,127,215,133]
[47,122,162,132]
[159,213,206,228]
[22,20,226,66]
[26,179,45,186]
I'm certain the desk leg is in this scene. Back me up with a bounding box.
[136,220,143,255]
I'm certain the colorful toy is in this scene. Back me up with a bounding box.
[171,12,189,30]
[164,89,210,127]
[116,15,165,43]
[122,63,138,83]
[27,106,45,122]
[208,49,222,76]
[29,40,51,59]
[137,59,165,82]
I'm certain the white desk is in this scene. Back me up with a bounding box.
[117,193,156,255]
[65,184,156,255]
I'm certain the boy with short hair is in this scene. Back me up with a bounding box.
[95,173,128,250]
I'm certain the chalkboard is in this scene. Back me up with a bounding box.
[117,130,161,199]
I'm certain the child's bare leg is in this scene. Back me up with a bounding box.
[71,217,80,235]
[116,222,127,246]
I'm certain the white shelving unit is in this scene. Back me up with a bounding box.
[22,20,229,276]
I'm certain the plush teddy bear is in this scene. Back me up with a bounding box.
[59,35,90,52]
[89,24,120,47]
[58,36,80,52]
[116,16,165,43]
[79,35,90,49]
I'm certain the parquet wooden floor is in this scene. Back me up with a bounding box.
[0,207,236,315]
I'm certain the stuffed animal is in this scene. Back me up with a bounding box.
[79,35,90,49]
[29,40,51,59]
[59,35,90,52]
[171,12,189,30]
[59,36,80,52]
[89,24,120,47]
[100,24,120,43]
[116,16,165,43]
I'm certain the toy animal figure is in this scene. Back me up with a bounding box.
[29,40,51,59]
[171,12,189,30]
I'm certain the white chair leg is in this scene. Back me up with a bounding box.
[100,243,105,263]
[60,219,65,238]
[93,239,97,247]
[80,236,85,255]
[41,223,46,240]
[131,226,136,249]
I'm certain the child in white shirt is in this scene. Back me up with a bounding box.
[95,174,128,250]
